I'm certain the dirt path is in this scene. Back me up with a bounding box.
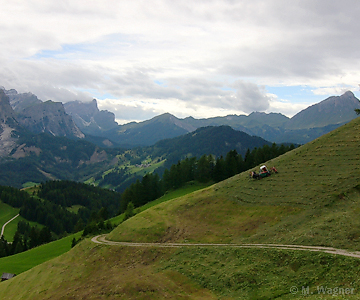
[1,214,19,238]
[91,235,360,259]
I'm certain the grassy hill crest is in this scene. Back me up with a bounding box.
[107,117,360,249]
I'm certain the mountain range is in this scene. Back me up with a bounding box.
[2,87,359,148]
[146,125,274,168]
[0,86,359,188]
[68,90,360,146]
[0,89,276,188]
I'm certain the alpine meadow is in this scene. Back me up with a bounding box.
[0,111,359,298]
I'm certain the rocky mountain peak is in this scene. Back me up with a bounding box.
[17,100,85,138]
[3,88,42,113]
[0,89,17,123]
[64,99,118,134]
[0,90,22,156]
[286,91,360,129]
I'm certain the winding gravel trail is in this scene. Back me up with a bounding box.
[91,235,360,259]
[1,214,19,238]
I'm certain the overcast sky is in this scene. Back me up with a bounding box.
[1,0,359,124]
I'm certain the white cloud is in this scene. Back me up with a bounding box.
[232,81,271,113]
[0,0,360,122]
[312,86,357,96]
[266,94,309,118]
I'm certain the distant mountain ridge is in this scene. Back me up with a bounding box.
[285,91,360,129]
[4,88,42,112]
[1,86,359,147]
[101,113,195,147]
[94,91,360,146]
[150,125,272,159]
[144,125,275,169]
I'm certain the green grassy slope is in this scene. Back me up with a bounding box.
[0,232,82,275]
[0,117,360,299]
[108,117,360,250]
[1,239,360,299]
[109,182,212,226]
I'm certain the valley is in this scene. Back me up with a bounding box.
[0,87,359,191]
[0,112,359,298]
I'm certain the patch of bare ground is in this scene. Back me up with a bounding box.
[0,126,16,156]
[12,143,41,159]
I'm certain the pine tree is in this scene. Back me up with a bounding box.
[124,202,135,220]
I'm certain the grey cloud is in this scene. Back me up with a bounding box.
[98,100,160,124]
[1,0,359,122]
[214,0,360,83]
[0,59,104,102]
[106,71,269,115]
[108,70,185,100]
[31,85,93,103]
[232,81,270,113]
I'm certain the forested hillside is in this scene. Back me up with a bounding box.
[148,125,274,168]
[0,182,121,258]
[0,133,121,188]
[94,126,294,192]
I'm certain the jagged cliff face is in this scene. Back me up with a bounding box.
[0,89,17,123]
[17,100,85,138]
[0,90,22,156]
[0,90,115,184]
[2,88,85,139]
[64,99,118,135]
[4,89,42,113]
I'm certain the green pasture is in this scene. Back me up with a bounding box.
[0,232,82,275]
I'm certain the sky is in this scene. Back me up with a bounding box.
[0,0,359,124]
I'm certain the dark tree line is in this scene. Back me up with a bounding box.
[0,181,122,236]
[38,180,121,217]
[120,143,295,213]
[19,197,79,235]
[0,186,80,235]
[0,181,123,257]
[0,221,52,258]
